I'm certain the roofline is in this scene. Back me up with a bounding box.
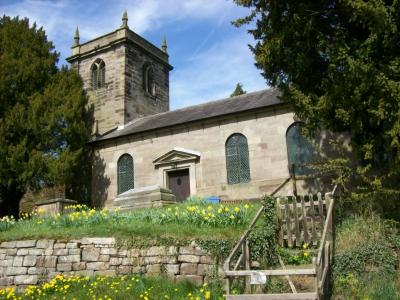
[66,28,173,70]
[89,101,289,145]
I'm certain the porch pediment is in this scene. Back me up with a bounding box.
[153,147,201,167]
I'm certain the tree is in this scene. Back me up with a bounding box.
[0,16,90,217]
[234,1,400,188]
[230,82,247,97]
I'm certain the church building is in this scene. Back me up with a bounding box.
[67,13,328,209]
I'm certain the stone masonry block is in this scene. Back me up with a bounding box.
[82,247,100,262]
[166,264,180,275]
[66,242,78,249]
[180,263,198,275]
[36,239,54,249]
[53,249,68,256]
[13,256,23,267]
[28,249,44,255]
[86,262,108,271]
[14,275,38,285]
[200,256,215,264]
[117,266,131,275]
[68,249,81,255]
[178,255,200,263]
[81,237,115,245]
[0,241,16,248]
[146,264,161,274]
[53,243,66,249]
[58,255,80,263]
[109,257,122,266]
[179,246,206,256]
[15,240,36,248]
[0,260,13,267]
[98,255,110,262]
[28,267,46,275]
[57,263,72,272]
[100,248,117,255]
[44,256,57,268]
[6,266,27,275]
[23,256,37,267]
[72,262,86,271]
[0,277,14,286]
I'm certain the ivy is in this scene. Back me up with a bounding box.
[248,195,280,267]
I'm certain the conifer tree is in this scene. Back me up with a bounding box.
[234,1,400,188]
[0,16,89,217]
[230,83,247,97]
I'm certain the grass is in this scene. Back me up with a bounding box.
[0,201,259,244]
[0,274,224,300]
[332,212,400,299]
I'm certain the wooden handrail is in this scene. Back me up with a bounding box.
[224,177,291,270]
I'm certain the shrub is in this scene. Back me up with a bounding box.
[248,195,280,267]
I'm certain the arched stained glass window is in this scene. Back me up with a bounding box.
[226,133,251,184]
[286,123,314,176]
[117,154,134,194]
[91,59,106,90]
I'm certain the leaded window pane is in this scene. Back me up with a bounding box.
[117,154,134,194]
[226,134,251,184]
[286,123,314,176]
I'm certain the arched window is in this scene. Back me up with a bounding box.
[117,154,134,194]
[226,133,251,184]
[91,59,106,90]
[286,122,314,176]
[143,63,155,96]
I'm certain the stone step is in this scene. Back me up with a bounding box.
[225,292,317,300]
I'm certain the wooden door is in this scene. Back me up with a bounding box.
[168,169,190,201]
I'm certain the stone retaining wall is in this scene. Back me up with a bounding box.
[0,238,219,289]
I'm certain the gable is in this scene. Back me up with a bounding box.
[153,147,200,167]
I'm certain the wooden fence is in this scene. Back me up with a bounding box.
[277,194,326,247]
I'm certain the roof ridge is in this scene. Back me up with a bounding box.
[125,88,272,126]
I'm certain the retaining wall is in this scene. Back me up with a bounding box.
[0,238,218,289]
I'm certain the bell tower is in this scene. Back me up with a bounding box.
[66,11,173,135]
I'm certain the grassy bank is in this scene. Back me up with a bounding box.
[0,274,224,300]
[332,213,400,299]
[0,202,259,245]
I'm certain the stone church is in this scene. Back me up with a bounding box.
[67,13,330,209]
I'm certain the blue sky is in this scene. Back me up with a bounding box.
[1,0,268,109]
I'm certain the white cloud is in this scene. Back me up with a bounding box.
[170,35,268,109]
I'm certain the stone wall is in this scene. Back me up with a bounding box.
[0,238,218,289]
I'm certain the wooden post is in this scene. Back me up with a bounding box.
[292,196,300,246]
[300,195,309,244]
[244,240,251,293]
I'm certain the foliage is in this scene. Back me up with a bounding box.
[0,202,258,246]
[334,272,400,300]
[196,239,234,262]
[278,243,314,265]
[230,83,247,97]
[248,195,279,267]
[0,16,90,217]
[332,213,400,298]
[336,190,400,222]
[0,274,224,300]
[233,0,400,188]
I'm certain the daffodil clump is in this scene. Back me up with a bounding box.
[0,275,223,300]
[156,203,253,226]
[0,215,16,231]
